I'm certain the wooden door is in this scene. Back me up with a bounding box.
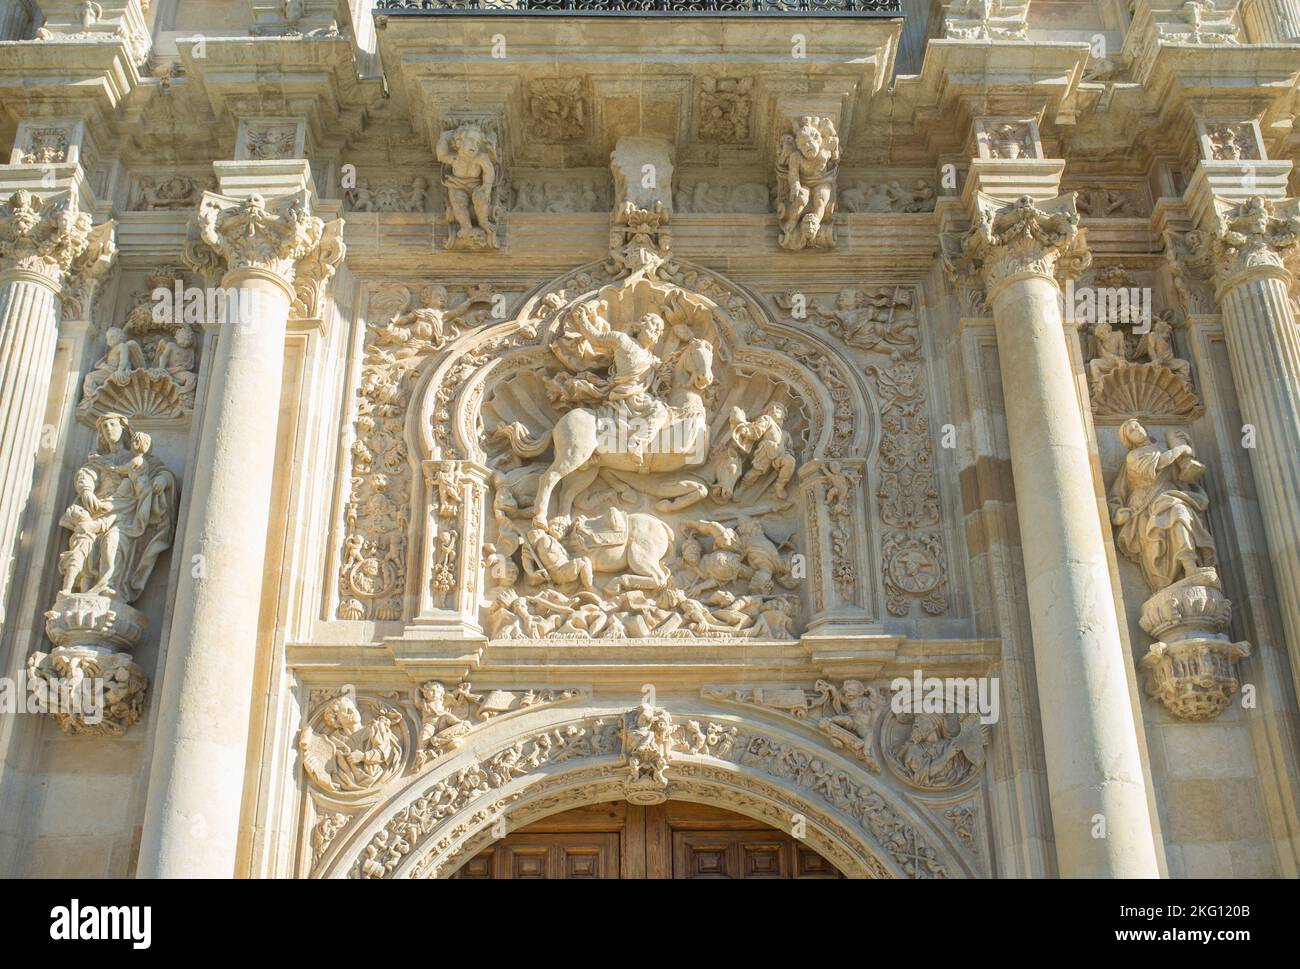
[452,800,842,879]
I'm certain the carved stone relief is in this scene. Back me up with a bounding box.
[338,284,497,621]
[130,173,215,211]
[882,710,989,790]
[77,267,199,426]
[528,78,587,143]
[674,176,769,214]
[1108,420,1250,720]
[510,172,609,213]
[1086,307,1201,422]
[697,76,754,144]
[839,178,937,214]
[299,690,408,796]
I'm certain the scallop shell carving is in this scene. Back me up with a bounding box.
[77,369,193,427]
[1091,363,1201,422]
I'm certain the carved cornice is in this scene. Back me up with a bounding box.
[0,190,115,290]
[184,191,334,288]
[943,193,1091,300]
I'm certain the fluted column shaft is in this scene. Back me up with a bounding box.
[0,271,60,622]
[1243,0,1300,42]
[1218,268,1300,695]
[138,190,339,877]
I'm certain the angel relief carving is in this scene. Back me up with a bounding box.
[480,275,814,641]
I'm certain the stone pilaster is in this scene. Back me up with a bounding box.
[136,182,343,878]
[946,179,1161,877]
[0,190,115,624]
[1243,0,1300,41]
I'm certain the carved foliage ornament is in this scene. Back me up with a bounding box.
[0,190,115,289]
[187,192,328,283]
[945,194,1091,297]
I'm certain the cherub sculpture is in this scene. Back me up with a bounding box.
[775,116,840,251]
[436,121,500,250]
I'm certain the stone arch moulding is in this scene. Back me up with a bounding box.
[311,703,977,880]
[390,256,886,634]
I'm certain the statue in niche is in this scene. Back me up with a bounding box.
[436,121,500,250]
[775,116,840,251]
[57,413,177,601]
[1109,419,1217,592]
[1136,317,1193,392]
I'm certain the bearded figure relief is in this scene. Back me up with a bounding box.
[480,273,813,642]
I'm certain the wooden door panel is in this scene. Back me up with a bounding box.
[451,801,841,878]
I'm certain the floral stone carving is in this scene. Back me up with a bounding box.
[30,414,177,735]
[1109,420,1250,720]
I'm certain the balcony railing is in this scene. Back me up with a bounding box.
[375,0,902,15]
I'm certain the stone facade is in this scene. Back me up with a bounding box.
[0,0,1299,879]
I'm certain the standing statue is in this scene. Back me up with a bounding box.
[775,116,840,251]
[436,121,500,250]
[1108,419,1217,592]
[57,413,178,601]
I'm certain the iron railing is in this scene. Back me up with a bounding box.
[375,0,902,15]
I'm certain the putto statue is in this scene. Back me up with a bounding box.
[775,116,840,251]
[436,120,501,251]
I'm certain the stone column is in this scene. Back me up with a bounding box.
[1243,0,1300,42]
[0,190,114,624]
[947,193,1161,878]
[1189,195,1300,702]
[137,190,342,878]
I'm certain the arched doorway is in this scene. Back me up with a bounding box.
[451,800,843,879]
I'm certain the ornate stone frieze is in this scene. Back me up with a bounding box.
[346,708,953,880]
[17,126,70,164]
[974,119,1041,161]
[703,680,884,771]
[29,413,177,736]
[510,172,609,213]
[437,118,504,251]
[1073,185,1148,218]
[345,176,432,214]
[941,0,1029,41]
[674,176,768,215]
[775,116,840,251]
[839,178,936,214]
[528,78,588,143]
[944,194,1091,297]
[1109,420,1250,720]
[697,76,754,144]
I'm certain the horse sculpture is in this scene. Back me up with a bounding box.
[495,334,715,525]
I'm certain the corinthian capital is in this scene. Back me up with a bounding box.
[0,190,114,290]
[1208,196,1300,289]
[943,193,1091,298]
[185,191,327,286]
